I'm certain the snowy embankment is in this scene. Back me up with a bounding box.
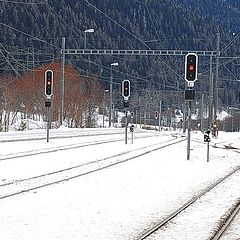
[0,129,239,240]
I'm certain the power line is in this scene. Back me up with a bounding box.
[221,33,240,54]
[45,3,84,47]
[85,0,151,50]
[0,0,45,4]
[85,0,191,81]
[0,22,60,50]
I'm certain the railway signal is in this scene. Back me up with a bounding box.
[122,80,130,98]
[44,70,53,143]
[204,130,211,162]
[204,130,211,143]
[123,100,129,108]
[130,124,134,144]
[185,53,198,82]
[185,53,198,160]
[45,70,53,97]
[122,80,131,144]
[185,89,195,101]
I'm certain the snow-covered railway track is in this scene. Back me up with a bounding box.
[0,137,185,200]
[192,133,240,153]
[137,166,240,240]
[192,139,240,154]
[0,132,158,161]
[0,136,122,161]
[0,129,124,143]
[211,201,240,240]
[212,143,240,153]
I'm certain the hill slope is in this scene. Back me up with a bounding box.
[0,0,239,108]
[174,0,240,33]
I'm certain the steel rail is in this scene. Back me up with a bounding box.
[137,166,240,240]
[0,130,124,143]
[0,133,165,162]
[211,201,240,240]
[0,137,185,200]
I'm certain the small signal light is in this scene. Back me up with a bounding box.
[185,53,198,82]
[45,70,53,96]
[122,80,130,98]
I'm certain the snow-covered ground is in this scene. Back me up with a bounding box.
[0,128,239,240]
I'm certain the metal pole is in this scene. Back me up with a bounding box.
[47,106,50,142]
[187,101,191,160]
[207,141,210,162]
[108,62,118,127]
[131,130,133,144]
[208,55,213,129]
[144,100,147,125]
[139,96,142,128]
[60,37,65,126]
[201,94,204,132]
[213,29,220,124]
[183,100,187,133]
[84,31,86,49]
[158,99,162,131]
[109,66,113,127]
[135,109,138,126]
[103,108,105,128]
[113,105,115,127]
[139,109,142,128]
[125,110,128,144]
[103,91,105,128]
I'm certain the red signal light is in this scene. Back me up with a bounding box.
[185,53,198,82]
[45,70,53,96]
[122,80,130,98]
[189,65,194,71]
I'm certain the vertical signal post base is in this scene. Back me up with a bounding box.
[45,100,52,142]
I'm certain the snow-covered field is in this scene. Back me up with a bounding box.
[0,128,239,240]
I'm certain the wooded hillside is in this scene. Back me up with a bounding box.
[0,0,239,130]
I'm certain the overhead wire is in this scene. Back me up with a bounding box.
[0,1,183,88]
[220,33,240,54]
[222,64,239,82]
[0,1,222,94]
[85,0,151,50]
[84,0,184,84]
[45,3,84,48]
[144,2,184,80]
[0,1,165,92]
[69,57,158,85]
[46,1,153,83]
[0,22,60,50]
[0,0,45,4]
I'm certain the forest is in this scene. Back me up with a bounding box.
[0,62,103,130]
[0,0,239,131]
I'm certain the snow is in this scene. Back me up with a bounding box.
[221,210,240,240]
[0,128,239,240]
[217,110,229,121]
[146,169,240,240]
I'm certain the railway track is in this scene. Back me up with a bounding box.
[192,133,240,153]
[0,131,163,161]
[0,135,185,200]
[0,127,146,143]
[134,133,240,240]
[211,200,240,240]
[137,165,240,240]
